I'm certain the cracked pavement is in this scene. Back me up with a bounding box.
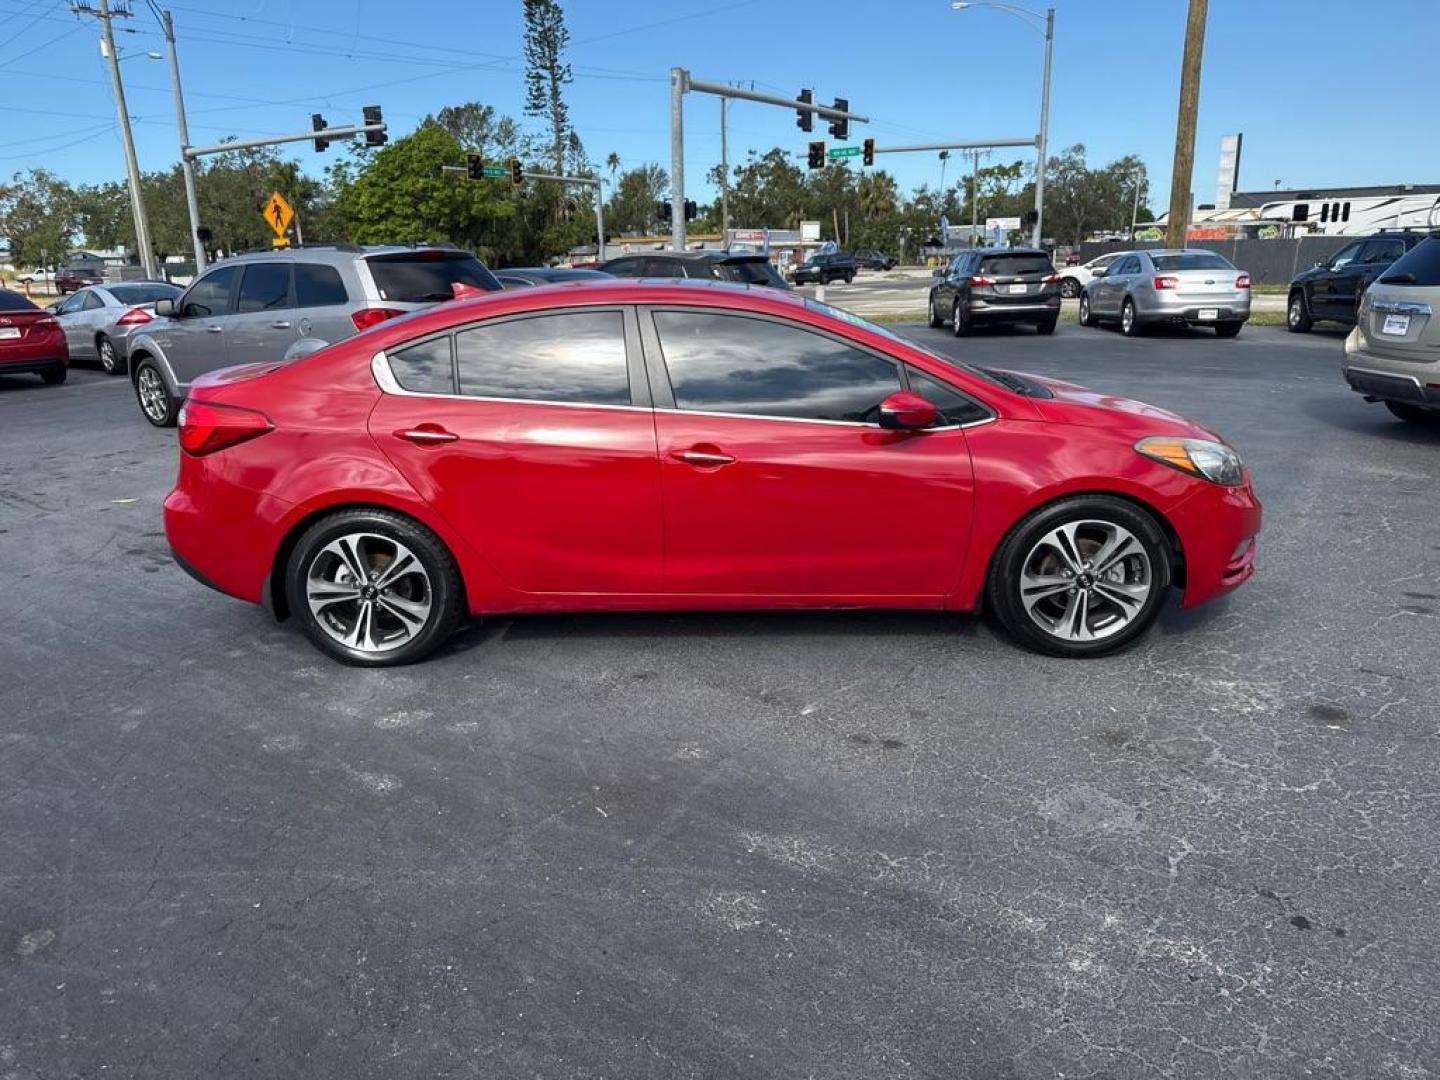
[1,322,1438,1078]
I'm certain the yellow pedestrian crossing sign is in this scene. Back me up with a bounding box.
[264,191,294,237]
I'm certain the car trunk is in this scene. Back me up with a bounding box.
[1357,285,1437,362]
[1151,256,1245,302]
[0,308,59,351]
[976,254,1055,304]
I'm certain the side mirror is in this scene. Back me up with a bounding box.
[932,267,945,277]
[878,390,938,431]
[1313,258,1328,268]
[1090,267,1108,278]
[153,298,176,317]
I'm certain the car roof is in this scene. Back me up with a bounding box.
[971,247,1049,257]
[220,243,465,264]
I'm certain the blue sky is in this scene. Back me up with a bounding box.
[2,0,1437,216]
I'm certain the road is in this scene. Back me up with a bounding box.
[3,326,1438,1078]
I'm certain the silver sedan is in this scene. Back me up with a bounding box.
[1079,250,1251,338]
[52,281,182,375]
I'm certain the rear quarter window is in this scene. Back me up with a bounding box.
[1379,238,1440,287]
[367,254,501,302]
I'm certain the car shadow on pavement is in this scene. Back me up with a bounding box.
[1298,393,1440,445]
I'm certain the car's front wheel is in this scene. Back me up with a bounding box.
[1120,298,1142,336]
[1287,292,1312,333]
[133,359,179,427]
[928,294,944,328]
[986,495,1172,658]
[97,334,124,375]
[285,510,464,667]
[1385,401,1440,426]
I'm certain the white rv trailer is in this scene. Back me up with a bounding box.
[1257,193,1440,236]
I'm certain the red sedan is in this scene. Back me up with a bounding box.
[0,288,68,385]
[164,281,1260,666]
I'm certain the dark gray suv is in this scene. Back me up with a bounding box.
[127,244,500,426]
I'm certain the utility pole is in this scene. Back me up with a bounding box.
[1130,174,1143,239]
[149,3,204,272]
[1032,6,1054,249]
[1166,0,1208,249]
[719,97,730,241]
[75,0,156,277]
[970,149,983,246]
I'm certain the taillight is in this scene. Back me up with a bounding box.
[1041,273,1060,283]
[178,400,273,457]
[116,307,152,326]
[34,316,59,330]
[351,307,403,331]
[970,275,994,286]
[1153,275,1179,290]
[1235,273,1251,289]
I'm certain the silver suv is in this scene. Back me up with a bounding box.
[1080,249,1251,337]
[127,244,501,426]
[1342,234,1440,426]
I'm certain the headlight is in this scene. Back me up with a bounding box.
[1135,437,1244,486]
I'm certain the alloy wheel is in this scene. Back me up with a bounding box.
[137,366,168,423]
[305,532,434,654]
[99,337,119,374]
[1018,520,1152,643]
[1079,295,1091,325]
[1121,301,1135,334]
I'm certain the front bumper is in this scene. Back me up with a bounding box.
[1168,474,1263,608]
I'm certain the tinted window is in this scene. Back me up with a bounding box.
[388,336,454,394]
[236,263,292,313]
[455,310,630,405]
[1327,242,1363,270]
[181,266,237,317]
[1151,253,1232,271]
[496,274,538,288]
[367,253,501,303]
[0,289,39,312]
[1379,238,1440,287]
[654,310,901,423]
[109,283,180,305]
[643,258,688,278]
[980,254,1053,276]
[907,367,991,426]
[1093,253,1120,269]
[294,263,348,307]
[717,260,785,287]
[603,258,645,278]
[1359,239,1405,265]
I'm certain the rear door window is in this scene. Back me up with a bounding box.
[454,310,631,405]
[294,263,349,306]
[366,253,501,302]
[1359,239,1405,265]
[980,254,1054,277]
[235,262,293,313]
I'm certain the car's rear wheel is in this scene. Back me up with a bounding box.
[40,365,66,385]
[986,495,1172,658]
[97,334,123,375]
[133,359,178,427]
[1214,321,1243,338]
[286,510,464,667]
[1287,292,1312,333]
[1385,401,1440,426]
[928,294,944,328]
[1120,298,1141,336]
[1060,277,1080,298]
[952,298,970,337]
[1078,292,1096,327]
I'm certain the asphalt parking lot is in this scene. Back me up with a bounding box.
[3,323,1439,1079]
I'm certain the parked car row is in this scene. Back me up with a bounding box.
[1079,250,1251,337]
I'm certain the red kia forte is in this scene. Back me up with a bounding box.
[164,280,1260,666]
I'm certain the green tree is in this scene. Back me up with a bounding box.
[605,164,668,235]
[727,148,808,229]
[522,0,573,175]
[0,170,78,267]
[1037,144,1151,246]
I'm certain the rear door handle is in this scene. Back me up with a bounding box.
[270,320,292,329]
[205,325,223,334]
[394,426,459,446]
[671,448,735,467]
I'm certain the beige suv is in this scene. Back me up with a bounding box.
[1342,234,1440,425]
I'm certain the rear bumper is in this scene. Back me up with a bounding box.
[1169,476,1263,608]
[1342,333,1440,404]
[1140,300,1250,325]
[0,355,67,376]
[164,467,294,605]
[969,297,1061,321]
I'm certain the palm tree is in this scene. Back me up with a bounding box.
[605,152,620,182]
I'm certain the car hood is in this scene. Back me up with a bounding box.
[1019,371,1220,440]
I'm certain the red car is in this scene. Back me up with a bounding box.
[0,288,69,385]
[164,281,1261,666]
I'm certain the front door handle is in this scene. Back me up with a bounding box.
[671,447,735,468]
[394,426,459,446]
[205,325,223,334]
[270,320,292,329]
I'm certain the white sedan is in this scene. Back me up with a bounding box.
[1057,252,1128,298]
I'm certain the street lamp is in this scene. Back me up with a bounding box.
[951,1,1054,249]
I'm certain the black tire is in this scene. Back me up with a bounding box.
[1214,321,1243,338]
[1060,277,1081,298]
[1078,292,1096,327]
[1036,317,1058,336]
[985,495,1173,658]
[133,357,179,428]
[1287,291,1312,333]
[952,298,970,337]
[844,272,855,284]
[285,509,465,667]
[97,334,124,375]
[928,293,944,328]
[1385,401,1440,426]
[40,364,67,385]
[1120,298,1142,336]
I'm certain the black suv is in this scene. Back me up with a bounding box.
[928,248,1061,335]
[599,251,790,290]
[852,249,896,271]
[790,252,858,285]
[1288,231,1427,332]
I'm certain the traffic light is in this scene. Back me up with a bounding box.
[466,152,484,181]
[828,98,849,140]
[1022,208,1040,227]
[684,199,697,222]
[862,137,875,167]
[362,105,386,147]
[312,113,329,152]
[510,158,523,186]
[796,88,813,133]
[657,200,673,223]
[807,141,825,170]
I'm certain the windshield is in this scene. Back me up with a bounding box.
[109,283,181,305]
[366,253,502,302]
[1152,252,1232,271]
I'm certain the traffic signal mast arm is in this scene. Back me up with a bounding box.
[185,119,388,159]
